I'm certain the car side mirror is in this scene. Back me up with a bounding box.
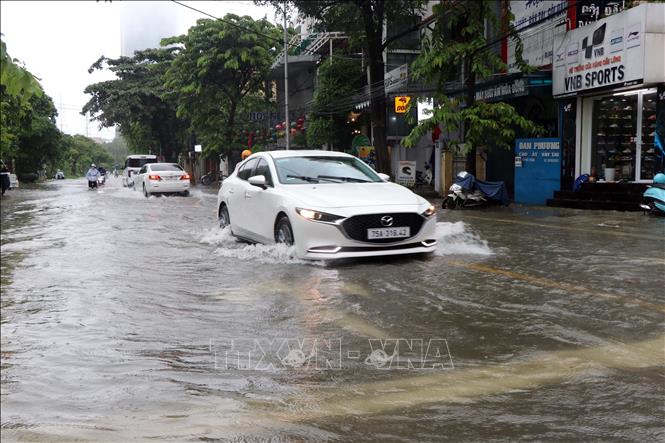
[248,175,267,189]
[378,173,390,182]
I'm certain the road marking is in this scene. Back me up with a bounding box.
[448,260,665,313]
[269,336,665,420]
[456,214,664,241]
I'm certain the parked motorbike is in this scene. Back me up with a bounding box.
[640,173,665,215]
[442,171,509,209]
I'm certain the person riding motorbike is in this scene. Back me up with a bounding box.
[241,149,252,160]
[86,163,100,189]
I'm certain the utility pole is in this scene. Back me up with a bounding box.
[283,6,290,150]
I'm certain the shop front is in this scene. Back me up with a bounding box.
[552,2,665,183]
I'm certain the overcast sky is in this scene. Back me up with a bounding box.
[1,0,277,140]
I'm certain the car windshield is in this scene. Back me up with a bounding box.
[127,158,157,168]
[150,164,183,172]
[274,156,381,184]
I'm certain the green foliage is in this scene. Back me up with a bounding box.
[163,15,281,157]
[0,37,43,103]
[307,57,364,149]
[57,134,113,177]
[260,0,425,172]
[404,0,541,153]
[103,136,129,168]
[1,37,59,174]
[1,85,65,175]
[83,48,189,161]
[403,96,542,151]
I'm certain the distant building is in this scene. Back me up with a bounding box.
[120,1,179,56]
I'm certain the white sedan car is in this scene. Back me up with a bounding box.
[216,150,438,259]
[133,163,191,197]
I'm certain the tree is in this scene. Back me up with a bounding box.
[58,134,113,176]
[82,48,189,161]
[163,15,281,158]
[402,0,541,173]
[1,87,63,175]
[1,37,51,169]
[103,136,129,168]
[262,0,426,173]
[307,56,364,149]
[0,37,42,104]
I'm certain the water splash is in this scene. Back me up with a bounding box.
[434,222,493,256]
[198,227,316,265]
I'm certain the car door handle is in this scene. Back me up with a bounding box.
[228,188,234,194]
[245,191,252,199]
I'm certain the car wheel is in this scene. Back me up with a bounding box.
[181,190,190,197]
[143,184,149,198]
[218,204,230,228]
[274,216,294,245]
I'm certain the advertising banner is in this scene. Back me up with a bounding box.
[385,64,408,93]
[514,138,561,204]
[553,4,648,97]
[507,0,568,72]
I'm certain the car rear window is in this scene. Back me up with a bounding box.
[127,158,157,168]
[150,164,183,171]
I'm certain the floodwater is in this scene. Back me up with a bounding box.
[1,178,664,442]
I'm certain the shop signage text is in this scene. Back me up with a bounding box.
[475,78,528,102]
[563,55,625,93]
[576,0,626,28]
[395,96,411,114]
[507,0,567,71]
[385,64,408,93]
[553,4,648,97]
[514,138,561,205]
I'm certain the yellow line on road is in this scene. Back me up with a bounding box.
[448,260,665,313]
[457,214,664,241]
[269,336,665,421]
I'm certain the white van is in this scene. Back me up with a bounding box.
[122,155,157,187]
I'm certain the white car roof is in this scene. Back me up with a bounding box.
[265,150,354,159]
[126,154,157,159]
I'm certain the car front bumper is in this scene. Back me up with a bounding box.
[291,210,438,259]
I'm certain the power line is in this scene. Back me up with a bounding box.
[311,3,574,114]
[170,0,362,62]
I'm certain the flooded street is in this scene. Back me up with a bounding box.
[1,178,664,441]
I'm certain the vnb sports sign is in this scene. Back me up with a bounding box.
[553,5,648,97]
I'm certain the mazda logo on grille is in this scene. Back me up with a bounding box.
[380,216,394,227]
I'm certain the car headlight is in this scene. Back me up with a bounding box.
[296,208,344,223]
[422,204,437,217]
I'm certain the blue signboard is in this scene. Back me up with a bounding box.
[514,138,562,205]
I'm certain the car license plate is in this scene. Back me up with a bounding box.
[367,227,410,239]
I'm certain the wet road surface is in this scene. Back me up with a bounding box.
[1,178,664,441]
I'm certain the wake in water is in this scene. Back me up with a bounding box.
[434,221,492,256]
[199,227,315,265]
[198,221,491,263]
